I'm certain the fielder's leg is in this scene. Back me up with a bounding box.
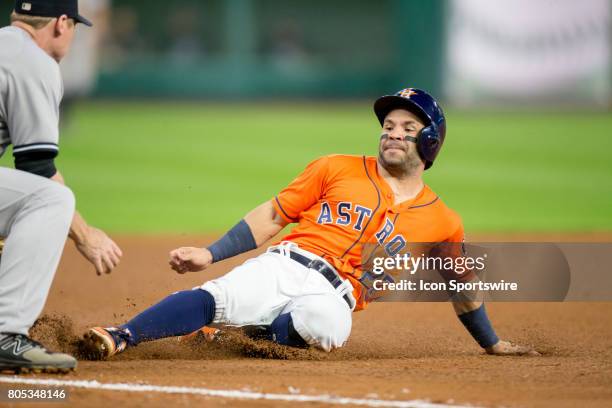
[0,168,76,372]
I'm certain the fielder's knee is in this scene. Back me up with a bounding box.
[42,182,75,216]
[288,294,352,352]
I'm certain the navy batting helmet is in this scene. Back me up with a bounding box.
[373,88,446,170]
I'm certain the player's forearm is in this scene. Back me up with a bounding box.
[67,211,91,245]
[50,170,89,244]
[206,201,287,263]
[449,272,499,348]
[452,300,482,315]
[453,301,499,349]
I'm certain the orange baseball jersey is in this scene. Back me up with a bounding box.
[271,154,464,311]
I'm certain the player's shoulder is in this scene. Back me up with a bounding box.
[0,27,24,68]
[0,27,60,84]
[421,185,463,230]
[324,154,367,165]
[309,154,375,179]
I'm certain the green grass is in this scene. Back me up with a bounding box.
[1,102,610,233]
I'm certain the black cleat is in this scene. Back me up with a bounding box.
[0,333,76,374]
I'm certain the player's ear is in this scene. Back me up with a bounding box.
[54,14,70,35]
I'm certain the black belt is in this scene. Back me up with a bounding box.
[271,249,353,308]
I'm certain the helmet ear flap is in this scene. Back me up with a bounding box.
[417,125,442,169]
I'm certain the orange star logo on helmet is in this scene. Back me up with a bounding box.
[399,88,417,98]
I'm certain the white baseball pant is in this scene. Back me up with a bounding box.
[201,242,354,352]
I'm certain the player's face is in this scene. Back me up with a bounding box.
[378,109,425,175]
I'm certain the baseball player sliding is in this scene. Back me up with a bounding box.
[84,88,538,357]
[0,0,122,374]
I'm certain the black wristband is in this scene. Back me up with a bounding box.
[207,219,257,263]
[14,154,57,178]
[458,303,499,348]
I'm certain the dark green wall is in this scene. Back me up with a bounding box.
[1,0,445,98]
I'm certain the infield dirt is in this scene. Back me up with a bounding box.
[9,234,612,407]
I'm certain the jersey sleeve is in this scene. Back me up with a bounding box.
[441,215,465,261]
[7,66,61,159]
[442,216,476,283]
[272,156,331,223]
[447,220,465,243]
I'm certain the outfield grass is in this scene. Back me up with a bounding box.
[1,101,610,233]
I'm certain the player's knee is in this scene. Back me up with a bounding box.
[58,185,75,212]
[290,295,352,352]
[42,183,75,214]
[270,313,308,348]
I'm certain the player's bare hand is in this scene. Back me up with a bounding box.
[75,227,123,275]
[486,340,541,356]
[169,247,212,273]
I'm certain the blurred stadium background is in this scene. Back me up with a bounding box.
[1,0,610,233]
